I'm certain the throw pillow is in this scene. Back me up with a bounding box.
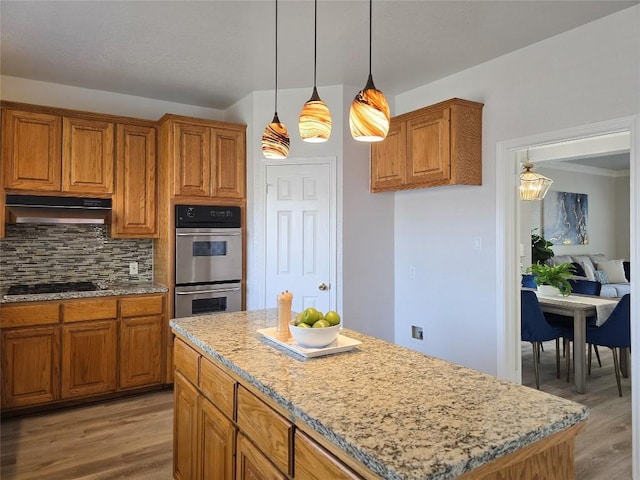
[576,260,595,281]
[597,259,628,284]
[572,255,597,276]
[593,270,609,284]
[552,255,573,266]
[570,262,586,277]
[624,261,631,282]
[589,253,608,265]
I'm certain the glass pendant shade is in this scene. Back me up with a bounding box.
[349,73,390,142]
[519,163,553,201]
[299,87,332,143]
[262,113,290,159]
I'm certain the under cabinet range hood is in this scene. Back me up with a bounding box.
[5,195,112,225]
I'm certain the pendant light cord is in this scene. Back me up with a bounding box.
[275,0,279,114]
[313,0,317,87]
[369,0,372,77]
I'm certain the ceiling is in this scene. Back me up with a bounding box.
[2,1,638,111]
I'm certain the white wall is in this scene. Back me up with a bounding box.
[0,75,224,120]
[616,175,632,260]
[393,6,640,374]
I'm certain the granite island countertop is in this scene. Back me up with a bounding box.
[171,309,588,480]
[0,281,168,303]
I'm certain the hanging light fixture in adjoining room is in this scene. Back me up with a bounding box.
[262,0,290,159]
[349,0,390,142]
[520,162,553,201]
[298,0,332,143]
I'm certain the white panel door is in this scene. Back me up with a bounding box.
[265,163,332,314]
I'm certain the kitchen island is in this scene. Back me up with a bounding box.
[170,309,587,480]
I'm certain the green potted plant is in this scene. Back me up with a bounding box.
[526,262,576,296]
[531,229,554,265]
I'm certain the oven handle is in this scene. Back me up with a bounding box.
[176,287,241,295]
[176,232,241,237]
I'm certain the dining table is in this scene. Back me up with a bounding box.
[534,292,620,394]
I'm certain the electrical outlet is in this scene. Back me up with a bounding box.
[411,325,424,340]
[129,262,138,275]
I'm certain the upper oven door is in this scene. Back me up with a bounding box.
[175,228,242,284]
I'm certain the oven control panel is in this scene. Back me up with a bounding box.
[176,205,241,228]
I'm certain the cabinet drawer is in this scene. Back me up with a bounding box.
[0,303,60,328]
[237,385,292,475]
[62,298,117,322]
[200,357,236,420]
[295,431,362,480]
[174,338,200,385]
[120,295,163,317]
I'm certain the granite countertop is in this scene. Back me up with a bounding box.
[0,282,168,303]
[170,309,588,480]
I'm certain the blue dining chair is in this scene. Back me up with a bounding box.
[585,294,631,397]
[521,290,563,389]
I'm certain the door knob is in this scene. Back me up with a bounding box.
[318,283,329,291]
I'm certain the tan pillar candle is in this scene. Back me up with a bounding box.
[276,290,293,341]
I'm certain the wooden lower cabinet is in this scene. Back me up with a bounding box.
[200,396,235,480]
[61,320,117,398]
[236,433,287,480]
[174,372,199,480]
[295,431,360,480]
[1,327,61,408]
[119,315,163,389]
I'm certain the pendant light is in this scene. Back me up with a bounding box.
[520,162,553,201]
[349,0,390,142]
[262,0,290,159]
[298,0,332,143]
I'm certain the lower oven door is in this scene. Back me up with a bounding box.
[175,283,242,318]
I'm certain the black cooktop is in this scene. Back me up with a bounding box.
[7,281,99,296]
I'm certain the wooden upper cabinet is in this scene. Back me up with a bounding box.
[2,109,62,191]
[370,98,483,193]
[212,128,245,199]
[62,117,114,194]
[164,116,246,200]
[113,123,157,237]
[173,122,211,198]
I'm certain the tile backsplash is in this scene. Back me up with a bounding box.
[0,224,153,288]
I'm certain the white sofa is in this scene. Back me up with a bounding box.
[551,254,631,298]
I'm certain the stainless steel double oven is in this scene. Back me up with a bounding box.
[174,205,242,318]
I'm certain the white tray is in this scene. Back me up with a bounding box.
[257,327,361,358]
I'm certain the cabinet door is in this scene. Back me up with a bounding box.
[211,128,245,199]
[1,327,61,408]
[295,431,362,480]
[114,124,157,237]
[2,109,62,191]
[406,107,451,187]
[174,372,199,480]
[62,117,114,194]
[173,122,211,197]
[370,119,406,192]
[61,320,117,398]
[236,433,287,480]
[200,397,235,480]
[119,315,163,389]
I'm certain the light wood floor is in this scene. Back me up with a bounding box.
[1,390,174,480]
[522,341,632,480]
[0,346,631,479]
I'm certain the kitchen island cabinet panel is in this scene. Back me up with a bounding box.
[200,356,236,420]
[62,117,114,194]
[173,372,199,480]
[294,431,361,480]
[200,395,236,480]
[61,320,117,398]
[119,315,163,389]
[113,123,157,238]
[2,109,62,191]
[237,385,292,476]
[1,327,61,408]
[236,432,287,480]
